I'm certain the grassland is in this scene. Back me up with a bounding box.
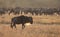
[0,14,60,37]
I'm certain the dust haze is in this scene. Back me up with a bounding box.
[0,0,60,8]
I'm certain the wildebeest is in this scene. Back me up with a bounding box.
[10,15,33,29]
[20,8,32,15]
[0,8,7,16]
[9,7,21,15]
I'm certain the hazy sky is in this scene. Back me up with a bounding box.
[0,0,60,8]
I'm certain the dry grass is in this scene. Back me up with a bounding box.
[0,24,60,37]
[0,14,60,24]
[0,14,60,37]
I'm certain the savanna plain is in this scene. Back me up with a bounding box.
[0,14,60,37]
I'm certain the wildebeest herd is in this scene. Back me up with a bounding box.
[11,15,33,29]
[0,7,60,29]
[0,7,60,16]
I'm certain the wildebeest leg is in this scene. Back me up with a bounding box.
[31,12,34,15]
[13,23,16,28]
[20,11,23,14]
[9,12,11,15]
[11,23,16,29]
[22,23,25,29]
[10,22,13,29]
[14,23,17,30]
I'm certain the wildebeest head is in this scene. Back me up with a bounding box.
[27,17,33,24]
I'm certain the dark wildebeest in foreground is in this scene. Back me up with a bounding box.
[10,15,33,29]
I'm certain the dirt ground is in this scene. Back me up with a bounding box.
[0,14,60,37]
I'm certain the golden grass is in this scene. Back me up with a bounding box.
[0,14,60,37]
[0,24,60,37]
[0,14,60,24]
